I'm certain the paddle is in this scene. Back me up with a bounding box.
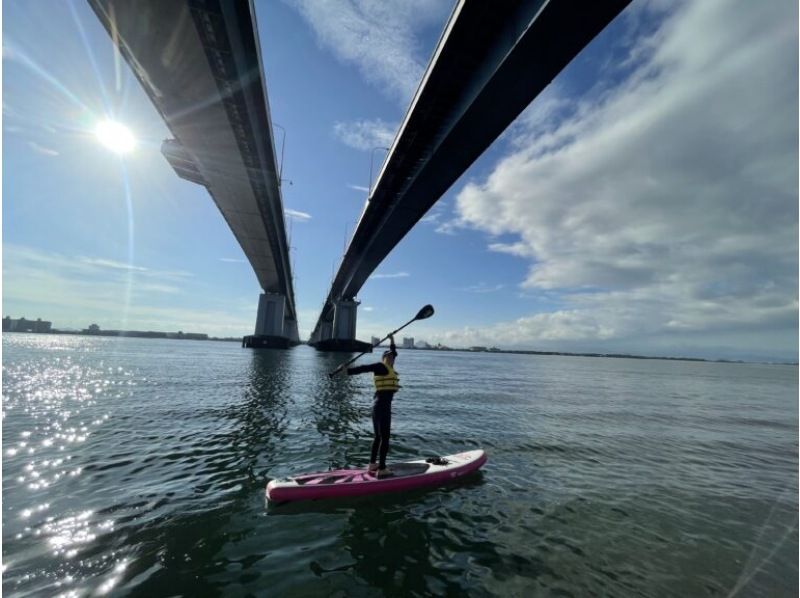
[328,304,435,377]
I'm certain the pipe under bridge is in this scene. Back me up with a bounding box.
[309,0,631,351]
[88,0,299,348]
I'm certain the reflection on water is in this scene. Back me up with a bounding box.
[227,349,295,480]
[308,367,371,471]
[110,348,301,595]
[3,335,798,596]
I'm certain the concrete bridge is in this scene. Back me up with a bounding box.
[308,0,631,351]
[88,0,299,348]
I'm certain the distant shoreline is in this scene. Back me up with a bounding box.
[4,329,796,366]
[4,329,242,343]
[403,346,798,366]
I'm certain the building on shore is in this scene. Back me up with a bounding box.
[3,316,52,333]
[371,336,381,347]
[403,337,415,349]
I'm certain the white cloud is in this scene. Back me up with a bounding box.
[333,119,396,151]
[5,247,193,280]
[370,271,410,279]
[487,242,530,258]
[349,184,370,193]
[28,141,59,156]
[284,208,312,221]
[219,258,247,263]
[5,245,192,292]
[434,220,459,235]
[452,0,798,357]
[284,0,452,103]
[1,245,250,333]
[79,257,149,272]
[419,205,462,235]
[458,283,505,294]
[137,283,181,295]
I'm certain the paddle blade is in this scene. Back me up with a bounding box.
[415,304,435,320]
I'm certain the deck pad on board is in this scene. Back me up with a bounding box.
[295,463,431,486]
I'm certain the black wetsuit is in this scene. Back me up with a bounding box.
[347,343,398,469]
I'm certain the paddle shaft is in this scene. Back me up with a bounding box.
[329,315,417,376]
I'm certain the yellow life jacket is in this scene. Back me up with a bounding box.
[373,363,400,393]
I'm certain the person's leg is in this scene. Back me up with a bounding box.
[369,404,380,468]
[377,405,392,470]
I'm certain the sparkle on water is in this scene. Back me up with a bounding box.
[94,120,135,154]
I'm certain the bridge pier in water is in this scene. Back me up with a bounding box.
[242,293,300,349]
[310,299,373,352]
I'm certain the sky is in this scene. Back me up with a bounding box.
[2,0,798,362]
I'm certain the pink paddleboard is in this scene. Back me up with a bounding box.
[266,449,487,503]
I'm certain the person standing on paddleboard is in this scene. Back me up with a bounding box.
[346,335,400,478]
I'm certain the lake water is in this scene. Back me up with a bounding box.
[2,333,797,596]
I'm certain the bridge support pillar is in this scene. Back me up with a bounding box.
[242,293,299,349]
[311,299,373,352]
[332,299,358,341]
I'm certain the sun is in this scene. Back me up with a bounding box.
[95,120,136,154]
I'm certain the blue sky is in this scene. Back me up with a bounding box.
[3,0,798,362]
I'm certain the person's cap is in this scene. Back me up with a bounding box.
[382,350,394,359]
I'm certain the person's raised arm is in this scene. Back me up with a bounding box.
[347,362,386,376]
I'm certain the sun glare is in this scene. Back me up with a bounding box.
[95,120,135,154]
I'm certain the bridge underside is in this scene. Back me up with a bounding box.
[310,0,631,350]
[88,0,299,348]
